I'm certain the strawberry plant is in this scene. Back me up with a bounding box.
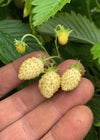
[0,0,100,139]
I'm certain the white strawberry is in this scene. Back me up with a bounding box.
[61,61,84,91]
[18,56,46,80]
[38,68,60,98]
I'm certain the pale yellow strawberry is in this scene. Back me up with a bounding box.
[38,71,60,98]
[61,61,83,91]
[15,39,26,53]
[58,32,69,45]
[16,43,26,53]
[55,24,72,46]
[18,57,44,80]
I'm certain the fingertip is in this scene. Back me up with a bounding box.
[70,105,93,140]
[79,78,94,102]
[50,105,93,140]
[80,105,94,124]
[73,105,94,127]
[70,105,94,139]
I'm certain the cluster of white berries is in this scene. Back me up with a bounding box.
[18,56,83,98]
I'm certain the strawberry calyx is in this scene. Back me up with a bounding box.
[39,55,50,66]
[55,24,72,37]
[70,61,85,73]
[39,55,62,67]
[44,63,59,73]
[15,39,27,47]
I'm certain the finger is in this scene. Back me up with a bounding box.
[42,105,93,140]
[0,78,94,139]
[0,59,90,131]
[0,51,49,98]
[0,80,45,131]
[52,78,94,115]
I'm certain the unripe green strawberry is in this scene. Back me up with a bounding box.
[61,62,84,91]
[18,57,45,80]
[38,70,60,98]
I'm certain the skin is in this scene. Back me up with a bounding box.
[0,51,94,140]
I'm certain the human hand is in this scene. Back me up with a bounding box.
[0,51,94,140]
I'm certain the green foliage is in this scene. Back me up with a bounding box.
[0,0,100,139]
[84,126,98,140]
[0,31,21,64]
[31,0,71,26]
[37,11,100,68]
[0,19,31,39]
[0,0,11,7]
[91,43,100,64]
[0,0,4,4]
[88,96,100,127]
[37,12,100,45]
[24,0,32,17]
[23,0,71,26]
[0,20,43,64]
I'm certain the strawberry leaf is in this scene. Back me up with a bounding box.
[31,0,71,26]
[91,43,100,64]
[0,31,22,64]
[0,19,31,39]
[88,96,100,127]
[37,12,100,44]
[0,20,43,64]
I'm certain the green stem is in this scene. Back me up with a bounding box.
[21,34,49,57]
[21,33,57,64]
[86,0,92,21]
[54,24,63,57]
[56,24,63,31]
[95,0,100,9]
[45,55,61,61]
[55,34,60,57]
